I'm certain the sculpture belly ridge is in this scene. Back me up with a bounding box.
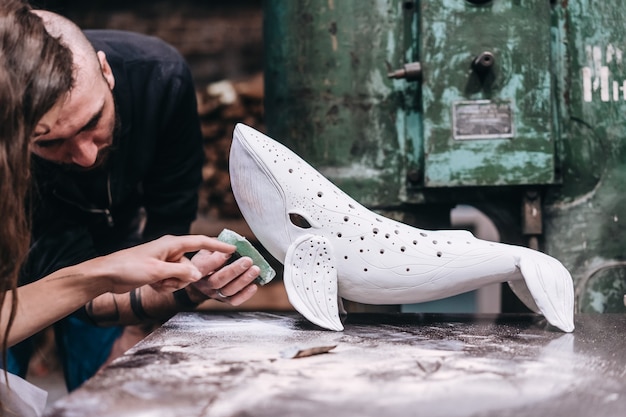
[318,215,521,304]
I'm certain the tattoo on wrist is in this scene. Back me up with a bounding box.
[85,293,120,324]
[130,288,153,321]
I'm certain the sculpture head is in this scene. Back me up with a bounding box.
[230,123,357,263]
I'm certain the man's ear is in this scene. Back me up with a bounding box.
[97,51,115,90]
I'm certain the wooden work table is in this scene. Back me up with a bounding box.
[45,312,626,417]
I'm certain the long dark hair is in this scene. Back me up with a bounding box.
[0,0,73,372]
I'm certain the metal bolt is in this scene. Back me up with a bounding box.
[406,170,421,184]
[388,62,422,81]
[472,51,495,73]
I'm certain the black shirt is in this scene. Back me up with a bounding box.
[27,30,203,277]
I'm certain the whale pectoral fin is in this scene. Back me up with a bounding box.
[517,251,575,332]
[507,279,540,313]
[338,297,347,317]
[283,234,343,331]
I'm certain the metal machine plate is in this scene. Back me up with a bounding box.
[453,100,514,140]
[421,0,555,187]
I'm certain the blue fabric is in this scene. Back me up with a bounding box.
[53,317,123,391]
[5,339,33,379]
[6,317,122,392]
[12,223,124,391]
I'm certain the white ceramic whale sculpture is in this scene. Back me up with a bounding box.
[229,123,575,332]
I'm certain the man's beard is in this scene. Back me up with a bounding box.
[61,103,121,173]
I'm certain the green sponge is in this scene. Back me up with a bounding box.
[217,229,276,285]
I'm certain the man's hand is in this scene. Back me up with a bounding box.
[187,249,260,306]
[83,239,259,329]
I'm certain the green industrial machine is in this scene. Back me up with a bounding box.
[263,0,626,314]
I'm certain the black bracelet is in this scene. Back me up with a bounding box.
[84,296,120,325]
[173,288,201,309]
[129,288,152,321]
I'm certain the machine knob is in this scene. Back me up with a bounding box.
[387,62,422,81]
[472,51,495,74]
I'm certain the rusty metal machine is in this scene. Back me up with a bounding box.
[263,0,626,314]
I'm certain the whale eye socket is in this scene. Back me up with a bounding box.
[289,213,312,229]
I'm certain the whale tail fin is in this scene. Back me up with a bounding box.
[510,249,575,332]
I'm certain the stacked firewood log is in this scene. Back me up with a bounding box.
[196,72,265,219]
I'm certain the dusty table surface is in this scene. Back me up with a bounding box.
[46,312,625,417]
